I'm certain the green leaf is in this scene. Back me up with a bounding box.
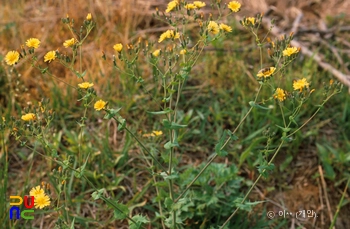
[257,163,275,178]
[164,197,174,210]
[70,218,75,229]
[41,67,48,74]
[117,117,126,131]
[275,124,291,133]
[75,70,86,78]
[74,153,90,178]
[227,130,239,141]
[215,130,228,157]
[147,108,173,115]
[91,188,105,200]
[249,101,271,110]
[234,198,265,212]
[129,215,149,229]
[160,171,178,180]
[104,108,122,119]
[316,143,336,180]
[162,119,187,130]
[164,141,179,149]
[113,202,129,220]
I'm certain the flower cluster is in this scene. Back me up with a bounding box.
[29,185,51,209]
[272,78,311,102]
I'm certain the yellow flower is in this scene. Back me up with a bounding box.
[152,49,161,57]
[78,82,94,89]
[283,47,299,56]
[257,67,276,78]
[193,1,206,8]
[152,130,163,136]
[219,23,232,32]
[246,17,256,25]
[25,38,41,49]
[113,43,123,52]
[180,49,187,55]
[293,78,309,92]
[86,13,92,20]
[5,51,20,65]
[166,0,179,13]
[94,100,107,111]
[228,1,241,12]
[2,117,5,122]
[63,38,76,48]
[207,21,220,35]
[185,3,196,10]
[30,186,45,197]
[158,30,180,43]
[44,51,56,63]
[143,130,163,137]
[274,88,286,102]
[34,194,50,209]
[21,113,36,121]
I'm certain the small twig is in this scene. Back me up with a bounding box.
[318,165,334,229]
[291,10,303,35]
[318,177,325,227]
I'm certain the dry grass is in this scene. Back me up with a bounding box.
[1,1,350,228]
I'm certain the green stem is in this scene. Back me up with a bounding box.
[329,178,350,229]
[111,115,169,174]
[220,140,285,228]
[175,84,263,203]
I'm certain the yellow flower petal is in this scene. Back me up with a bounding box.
[283,47,299,56]
[152,49,161,57]
[26,38,41,49]
[30,186,45,198]
[21,113,36,121]
[63,38,76,48]
[228,1,241,12]
[44,51,56,63]
[219,23,232,32]
[166,0,179,13]
[193,1,206,8]
[207,21,220,35]
[113,43,123,52]
[34,194,50,209]
[293,78,309,92]
[274,88,286,102]
[78,82,94,89]
[94,100,107,111]
[5,51,20,65]
[86,13,92,20]
[257,67,276,78]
